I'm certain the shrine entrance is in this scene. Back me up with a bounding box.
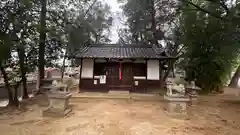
[106,62,134,90]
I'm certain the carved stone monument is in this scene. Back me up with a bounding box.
[42,88,72,117]
[164,78,190,116]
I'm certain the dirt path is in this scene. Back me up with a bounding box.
[0,94,240,135]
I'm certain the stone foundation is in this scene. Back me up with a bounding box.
[42,92,72,117]
[164,95,190,117]
[165,101,188,116]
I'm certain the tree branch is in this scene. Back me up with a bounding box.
[181,0,227,20]
[219,0,230,15]
[83,0,98,18]
[205,0,230,15]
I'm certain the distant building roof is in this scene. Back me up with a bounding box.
[76,44,176,59]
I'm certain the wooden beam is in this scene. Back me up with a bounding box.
[79,58,83,92]
[130,58,136,62]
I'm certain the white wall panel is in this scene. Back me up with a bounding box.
[147,60,159,80]
[81,59,94,78]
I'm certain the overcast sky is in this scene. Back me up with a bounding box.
[58,0,124,65]
[101,0,124,43]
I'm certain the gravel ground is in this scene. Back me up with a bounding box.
[0,92,240,135]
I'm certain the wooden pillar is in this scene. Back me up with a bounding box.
[159,59,162,88]
[92,59,95,90]
[130,58,135,92]
[145,59,148,92]
[79,58,83,93]
[93,59,95,80]
[158,59,160,79]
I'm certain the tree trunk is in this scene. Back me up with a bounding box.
[163,60,176,81]
[18,47,28,99]
[95,34,100,44]
[172,64,175,78]
[133,33,139,43]
[38,0,47,86]
[0,64,14,105]
[140,32,144,41]
[22,74,28,99]
[61,51,67,80]
[159,68,165,89]
[13,87,19,107]
[229,65,240,88]
[149,0,158,45]
[13,79,23,107]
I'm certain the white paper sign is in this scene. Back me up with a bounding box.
[135,81,138,86]
[94,80,97,85]
[100,75,106,84]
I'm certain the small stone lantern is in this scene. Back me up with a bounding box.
[42,88,72,117]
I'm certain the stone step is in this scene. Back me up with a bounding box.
[130,95,163,101]
[108,90,130,95]
[70,95,130,103]
[70,93,164,103]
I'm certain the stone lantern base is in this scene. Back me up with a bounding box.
[164,95,190,117]
[165,101,188,117]
[42,91,72,117]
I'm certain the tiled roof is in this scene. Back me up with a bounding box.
[76,44,174,59]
